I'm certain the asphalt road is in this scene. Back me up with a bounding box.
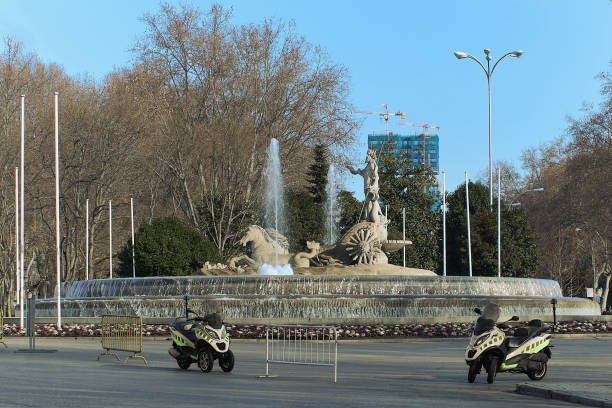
[0,336,609,407]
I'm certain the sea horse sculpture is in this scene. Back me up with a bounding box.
[228,225,292,269]
[292,241,322,267]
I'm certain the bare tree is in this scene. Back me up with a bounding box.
[131,3,357,257]
[0,3,360,311]
[521,66,612,305]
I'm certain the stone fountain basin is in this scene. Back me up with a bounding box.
[55,275,565,298]
[381,240,412,253]
[34,294,599,323]
[32,275,601,322]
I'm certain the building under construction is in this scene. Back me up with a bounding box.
[368,131,439,173]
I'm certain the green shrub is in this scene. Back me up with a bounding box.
[117,217,223,277]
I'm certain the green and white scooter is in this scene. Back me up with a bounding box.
[465,303,552,384]
[168,296,234,373]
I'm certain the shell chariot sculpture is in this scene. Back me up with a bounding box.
[229,148,411,270]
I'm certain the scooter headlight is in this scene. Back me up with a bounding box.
[205,328,220,340]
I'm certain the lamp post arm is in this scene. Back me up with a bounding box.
[491,52,518,76]
[464,53,489,77]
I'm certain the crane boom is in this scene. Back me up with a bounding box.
[354,103,406,134]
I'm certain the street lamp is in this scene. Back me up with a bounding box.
[510,187,544,207]
[454,48,523,209]
[575,227,603,309]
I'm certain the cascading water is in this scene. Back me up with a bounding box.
[37,276,601,321]
[325,164,338,245]
[260,138,293,275]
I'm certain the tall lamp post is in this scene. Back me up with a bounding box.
[454,48,522,208]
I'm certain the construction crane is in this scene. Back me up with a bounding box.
[354,104,406,135]
[399,122,441,135]
[399,122,441,166]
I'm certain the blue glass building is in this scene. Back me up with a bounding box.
[367,132,439,173]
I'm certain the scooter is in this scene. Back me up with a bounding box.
[465,303,552,384]
[168,296,234,373]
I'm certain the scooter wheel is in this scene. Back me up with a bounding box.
[468,361,480,383]
[527,362,547,380]
[177,359,191,370]
[486,356,498,384]
[198,349,214,373]
[219,350,235,372]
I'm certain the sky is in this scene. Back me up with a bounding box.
[1,0,611,198]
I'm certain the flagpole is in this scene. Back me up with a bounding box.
[465,171,472,277]
[55,92,61,327]
[442,171,446,277]
[85,198,89,280]
[20,95,25,328]
[131,197,135,278]
[15,168,20,317]
[109,200,113,278]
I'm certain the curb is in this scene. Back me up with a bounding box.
[39,333,612,342]
[3,333,611,342]
[549,333,612,339]
[516,384,612,408]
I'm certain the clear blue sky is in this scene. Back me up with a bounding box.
[2,0,611,197]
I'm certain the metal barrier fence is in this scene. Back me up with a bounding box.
[96,315,148,366]
[265,325,338,383]
[0,308,6,348]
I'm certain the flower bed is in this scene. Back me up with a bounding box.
[2,321,611,338]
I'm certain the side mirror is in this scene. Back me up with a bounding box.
[510,315,520,321]
[474,308,481,315]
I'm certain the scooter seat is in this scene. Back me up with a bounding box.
[510,322,546,347]
[508,336,527,348]
[514,322,545,339]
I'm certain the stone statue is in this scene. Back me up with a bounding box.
[347,148,386,224]
[229,149,413,271]
[292,241,322,267]
[228,225,292,269]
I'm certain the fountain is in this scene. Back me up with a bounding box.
[35,147,601,322]
[259,138,293,275]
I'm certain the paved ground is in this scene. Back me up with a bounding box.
[517,383,612,408]
[0,336,610,407]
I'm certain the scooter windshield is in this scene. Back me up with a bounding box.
[474,318,495,335]
[474,303,501,335]
[204,312,223,329]
[481,303,500,321]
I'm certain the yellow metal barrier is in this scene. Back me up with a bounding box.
[96,315,147,366]
[0,309,6,348]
